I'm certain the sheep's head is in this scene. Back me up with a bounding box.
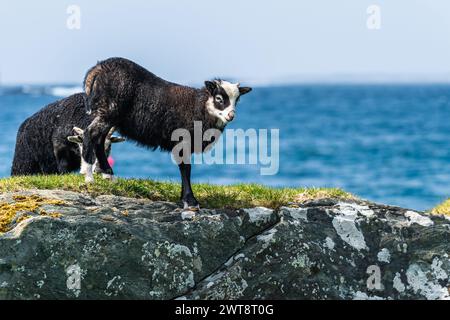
[67,126,125,156]
[204,80,252,128]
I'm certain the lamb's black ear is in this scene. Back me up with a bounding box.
[239,87,252,95]
[205,81,216,95]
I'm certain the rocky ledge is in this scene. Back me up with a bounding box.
[0,189,449,300]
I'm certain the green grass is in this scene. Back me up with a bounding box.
[0,174,353,209]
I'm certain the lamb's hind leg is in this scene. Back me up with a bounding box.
[82,117,113,182]
[54,147,71,174]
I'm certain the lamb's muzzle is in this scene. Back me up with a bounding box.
[225,110,235,122]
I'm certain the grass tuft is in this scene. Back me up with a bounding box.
[0,174,353,210]
[431,199,450,216]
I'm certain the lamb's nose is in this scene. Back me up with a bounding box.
[226,110,235,121]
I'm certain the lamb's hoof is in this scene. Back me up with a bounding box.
[183,201,199,210]
[181,210,196,220]
[85,175,95,184]
[102,173,116,181]
[181,202,200,220]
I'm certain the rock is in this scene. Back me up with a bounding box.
[0,189,449,300]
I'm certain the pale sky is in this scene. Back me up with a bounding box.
[1,0,450,84]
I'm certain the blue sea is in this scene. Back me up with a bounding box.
[1,84,450,211]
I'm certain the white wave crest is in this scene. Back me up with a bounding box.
[47,86,83,97]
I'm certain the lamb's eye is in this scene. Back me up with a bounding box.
[215,95,223,103]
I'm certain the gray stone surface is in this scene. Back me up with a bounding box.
[0,190,449,300]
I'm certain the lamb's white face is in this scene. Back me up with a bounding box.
[204,80,252,127]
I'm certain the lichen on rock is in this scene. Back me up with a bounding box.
[0,193,65,233]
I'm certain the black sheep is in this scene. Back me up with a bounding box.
[11,93,124,176]
[81,57,252,209]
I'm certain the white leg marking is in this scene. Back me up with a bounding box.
[84,164,94,183]
[80,162,88,175]
[102,173,116,181]
[79,145,88,174]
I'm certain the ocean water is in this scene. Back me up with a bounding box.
[1,84,449,211]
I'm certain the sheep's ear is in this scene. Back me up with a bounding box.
[239,87,252,96]
[204,81,216,95]
[110,136,126,143]
[73,127,84,136]
[67,135,83,143]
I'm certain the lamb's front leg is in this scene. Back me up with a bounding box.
[178,163,199,216]
[94,132,114,180]
[81,131,95,183]
[82,117,112,183]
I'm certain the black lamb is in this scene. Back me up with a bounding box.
[11,93,124,176]
[81,57,252,210]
